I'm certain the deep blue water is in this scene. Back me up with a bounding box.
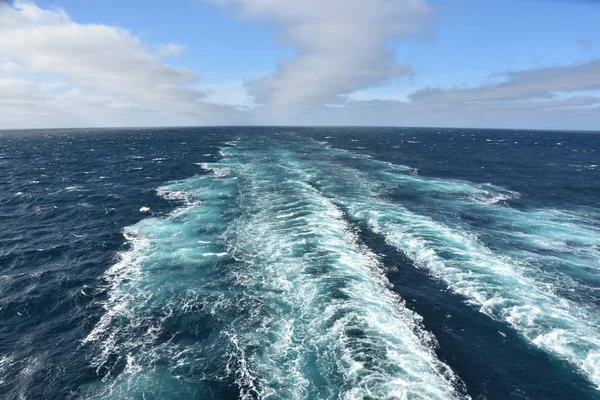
[0,127,599,400]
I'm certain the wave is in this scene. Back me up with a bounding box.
[217,146,466,399]
[83,143,467,399]
[82,173,242,399]
[299,138,600,390]
[84,133,600,396]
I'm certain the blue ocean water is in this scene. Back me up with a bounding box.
[0,127,599,399]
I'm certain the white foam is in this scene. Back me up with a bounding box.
[470,186,520,204]
[198,162,231,177]
[216,149,465,399]
[370,208,600,388]
[306,148,600,390]
[155,187,197,206]
[83,172,239,398]
[201,252,228,257]
[0,355,14,386]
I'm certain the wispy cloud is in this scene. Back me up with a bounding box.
[409,60,600,104]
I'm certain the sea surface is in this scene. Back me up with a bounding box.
[0,127,599,400]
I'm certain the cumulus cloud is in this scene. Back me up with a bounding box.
[212,0,431,108]
[0,1,203,103]
[0,0,246,128]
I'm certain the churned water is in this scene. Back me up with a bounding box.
[0,127,599,399]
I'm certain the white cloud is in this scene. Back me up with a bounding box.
[202,81,256,107]
[0,0,245,128]
[0,1,201,103]
[2,0,599,130]
[155,43,188,58]
[211,0,431,108]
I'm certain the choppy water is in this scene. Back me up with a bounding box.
[1,127,599,399]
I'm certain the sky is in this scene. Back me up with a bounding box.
[1,0,599,130]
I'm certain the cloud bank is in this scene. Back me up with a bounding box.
[410,60,600,104]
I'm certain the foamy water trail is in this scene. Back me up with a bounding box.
[83,143,467,399]
[327,144,600,297]
[84,133,600,397]
[216,146,466,399]
[82,172,244,398]
[302,139,600,389]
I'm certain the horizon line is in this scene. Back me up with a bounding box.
[1,125,599,134]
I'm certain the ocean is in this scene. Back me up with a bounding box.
[0,127,599,399]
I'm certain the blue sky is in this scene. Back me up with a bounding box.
[1,0,599,129]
